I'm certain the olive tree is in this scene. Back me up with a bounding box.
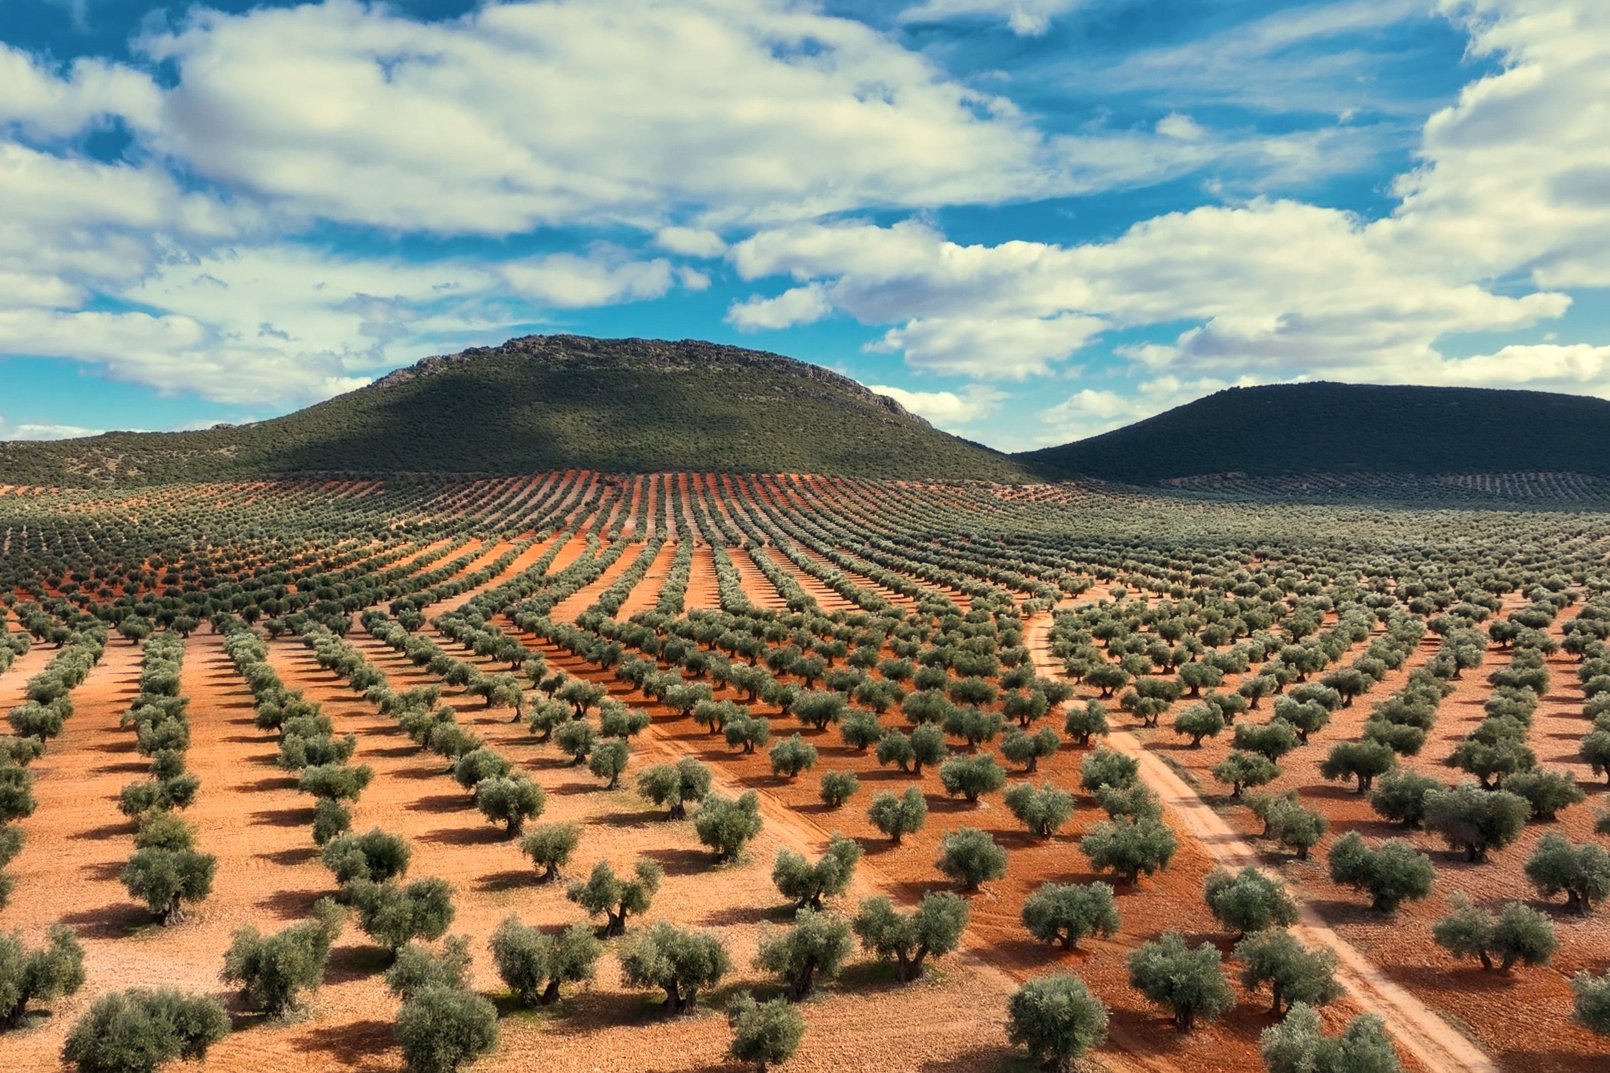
[395,985,498,1073]
[1204,867,1299,938]
[772,834,861,912]
[1261,1003,1403,1073]
[1572,970,1610,1036]
[567,858,662,936]
[1213,751,1278,798]
[489,916,601,1006]
[635,758,711,820]
[1080,817,1177,885]
[1326,832,1433,912]
[0,924,85,1028]
[474,775,545,836]
[1007,973,1109,1073]
[1423,783,1529,862]
[222,899,344,1016]
[1431,895,1557,972]
[1127,931,1235,1032]
[851,892,968,982]
[727,991,805,1073]
[818,770,859,808]
[1004,783,1075,839]
[351,877,455,954]
[755,909,853,1000]
[867,788,927,845]
[693,791,763,862]
[938,754,1006,804]
[1020,882,1119,951]
[1523,834,1610,913]
[620,922,731,1014]
[121,845,216,926]
[1235,929,1340,1014]
[936,827,1008,891]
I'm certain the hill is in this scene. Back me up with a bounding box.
[0,335,1026,485]
[1017,381,1610,484]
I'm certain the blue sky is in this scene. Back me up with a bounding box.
[1,0,1607,450]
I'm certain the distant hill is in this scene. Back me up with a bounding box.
[0,336,1026,485]
[1017,382,1610,484]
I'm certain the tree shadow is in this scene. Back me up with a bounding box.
[81,860,126,882]
[257,846,318,867]
[58,901,149,940]
[473,869,535,894]
[292,1017,395,1070]
[699,902,791,928]
[322,944,393,985]
[405,792,470,815]
[252,806,315,828]
[93,760,150,776]
[257,887,325,921]
[71,820,135,841]
[241,774,299,792]
[424,823,505,847]
[641,846,713,877]
[916,1044,1017,1073]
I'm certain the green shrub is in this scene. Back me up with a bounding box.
[61,988,229,1073]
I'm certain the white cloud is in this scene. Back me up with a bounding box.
[867,313,1105,378]
[726,283,833,331]
[1155,113,1206,141]
[863,383,1007,426]
[133,0,1201,234]
[503,252,675,309]
[725,0,1610,403]
[898,0,1084,36]
[0,44,161,138]
[655,227,727,258]
[0,416,108,442]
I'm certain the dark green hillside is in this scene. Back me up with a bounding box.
[0,336,1026,485]
[1018,382,1610,484]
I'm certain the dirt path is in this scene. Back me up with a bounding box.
[1025,607,1500,1073]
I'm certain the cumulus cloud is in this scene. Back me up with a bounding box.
[132,0,1208,234]
[726,284,833,331]
[656,227,728,259]
[863,383,1007,427]
[503,252,676,309]
[725,0,1610,409]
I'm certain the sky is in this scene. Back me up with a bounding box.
[0,0,1607,450]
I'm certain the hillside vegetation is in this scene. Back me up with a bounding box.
[1018,382,1610,484]
[0,336,1026,486]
